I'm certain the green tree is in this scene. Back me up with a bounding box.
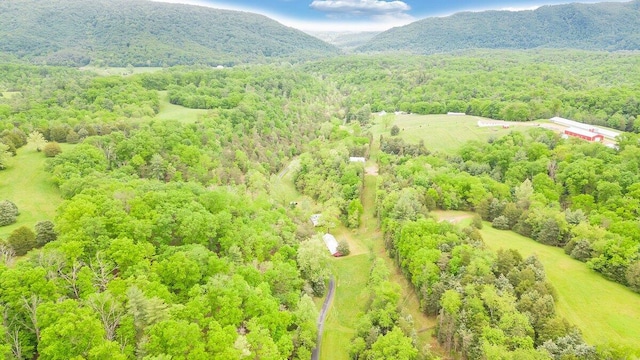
[364,327,418,360]
[390,125,400,136]
[27,131,47,152]
[0,200,19,226]
[7,226,36,256]
[34,220,57,247]
[337,240,351,256]
[0,142,11,169]
[38,300,111,360]
[297,238,330,296]
[43,142,62,157]
[144,320,207,359]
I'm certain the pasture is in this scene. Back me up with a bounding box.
[0,144,70,239]
[155,90,209,123]
[370,113,534,153]
[480,224,640,351]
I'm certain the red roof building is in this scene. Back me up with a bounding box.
[564,127,604,142]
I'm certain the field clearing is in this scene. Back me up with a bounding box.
[479,224,640,351]
[79,66,164,76]
[0,144,72,239]
[155,91,209,123]
[1,91,21,99]
[370,113,535,153]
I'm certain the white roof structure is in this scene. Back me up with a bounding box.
[349,157,366,163]
[322,234,339,255]
[310,214,322,227]
[565,127,601,138]
[551,117,620,138]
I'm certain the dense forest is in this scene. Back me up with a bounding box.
[358,1,640,54]
[304,51,640,131]
[0,63,345,359]
[0,0,339,67]
[2,2,640,355]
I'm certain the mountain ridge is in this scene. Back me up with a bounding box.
[0,0,340,67]
[357,1,640,54]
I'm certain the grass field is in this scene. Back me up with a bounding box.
[0,144,71,239]
[155,91,209,123]
[370,113,533,154]
[79,66,164,76]
[479,224,640,351]
[1,91,21,99]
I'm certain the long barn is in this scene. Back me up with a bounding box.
[564,127,604,142]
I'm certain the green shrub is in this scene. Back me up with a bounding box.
[43,142,62,157]
[337,240,351,256]
[0,200,19,226]
[492,215,510,230]
[7,226,37,256]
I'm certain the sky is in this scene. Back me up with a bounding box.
[151,0,612,32]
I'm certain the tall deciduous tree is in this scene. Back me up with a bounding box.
[27,131,47,152]
[296,238,330,296]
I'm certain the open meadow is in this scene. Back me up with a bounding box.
[434,210,640,351]
[155,90,209,123]
[370,113,534,153]
[480,224,640,351]
[0,144,71,239]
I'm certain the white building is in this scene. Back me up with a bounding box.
[322,234,341,256]
[310,214,322,227]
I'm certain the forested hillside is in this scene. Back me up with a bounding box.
[0,0,340,67]
[358,1,640,53]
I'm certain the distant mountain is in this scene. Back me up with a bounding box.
[0,0,340,66]
[309,31,380,51]
[357,1,640,54]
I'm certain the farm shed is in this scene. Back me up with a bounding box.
[564,127,604,142]
[322,234,342,257]
[349,157,366,163]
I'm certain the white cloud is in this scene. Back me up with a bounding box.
[310,0,410,15]
[149,0,412,32]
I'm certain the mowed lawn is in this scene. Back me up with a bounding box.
[320,254,371,360]
[480,224,640,350]
[155,91,209,123]
[0,144,69,239]
[370,113,530,154]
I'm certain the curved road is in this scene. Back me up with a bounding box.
[311,277,335,360]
